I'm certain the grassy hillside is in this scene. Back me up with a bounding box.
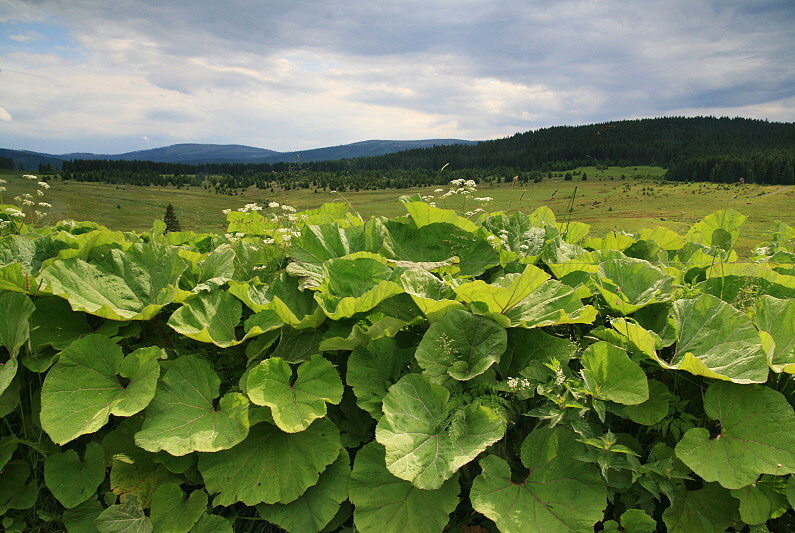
[3,167,792,254]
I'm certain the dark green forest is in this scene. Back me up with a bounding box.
[58,117,795,190]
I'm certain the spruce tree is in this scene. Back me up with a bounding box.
[163,203,181,233]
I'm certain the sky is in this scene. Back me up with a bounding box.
[1,0,794,155]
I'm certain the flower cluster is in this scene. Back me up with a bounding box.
[1,174,51,234]
[506,377,533,391]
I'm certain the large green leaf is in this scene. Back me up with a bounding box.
[622,380,671,426]
[346,337,414,420]
[403,201,478,232]
[150,483,207,533]
[95,493,153,533]
[167,290,282,347]
[503,279,598,328]
[580,341,648,405]
[592,257,675,314]
[481,211,546,259]
[198,418,340,505]
[0,233,71,292]
[246,356,343,433]
[257,448,350,533]
[675,382,795,489]
[453,264,549,314]
[470,427,607,533]
[662,483,738,533]
[499,327,577,381]
[375,373,505,489]
[731,476,790,525]
[660,294,769,383]
[0,292,33,396]
[0,462,38,515]
[685,209,746,251]
[229,273,326,329]
[377,218,499,277]
[753,295,795,373]
[40,336,162,444]
[135,355,249,455]
[415,309,506,382]
[399,269,464,321]
[349,441,460,533]
[0,291,34,358]
[314,256,404,320]
[39,243,190,321]
[44,442,106,509]
[28,296,92,351]
[62,497,104,532]
[190,514,233,533]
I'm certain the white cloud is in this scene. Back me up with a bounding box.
[0,107,12,121]
[9,31,44,43]
[0,0,793,153]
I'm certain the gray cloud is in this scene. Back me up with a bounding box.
[0,0,793,153]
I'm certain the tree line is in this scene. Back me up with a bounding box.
[57,116,795,189]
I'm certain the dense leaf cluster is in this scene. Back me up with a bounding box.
[2,197,795,532]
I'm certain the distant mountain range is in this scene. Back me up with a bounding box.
[0,139,478,170]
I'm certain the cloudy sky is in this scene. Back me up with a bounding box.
[1,0,794,154]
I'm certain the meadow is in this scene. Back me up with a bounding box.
[3,166,793,255]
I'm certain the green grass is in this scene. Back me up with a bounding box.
[3,166,793,255]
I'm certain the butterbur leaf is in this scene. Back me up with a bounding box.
[94,493,153,533]
[622,380,671,425]
[675,381,795,489]
[731,476,789,525]
[167,291,281,347]
[0,462,38,515]
[189,514,233,533]
[346,337,414,420]
[664,294,768,383]
[40,336,162,445]
[0,292,34,358]
[377,219,498,277]
[135,355,249,455]
[685,209,746,251]
[257,448,350,533]
[403,201,478,232]
[349,441,459,533]
[618,509,657,533]
[399,269,464,321]
[29,296,92,351]
[375,373,505,489]
[44,442,106,509]
[246,356,343,433]
[0,292,34,396]
[110,457,179,509]
[500,328,577,381]
[150,483,207,532]
[580,341,648,405]
[415,309,505,382]
[470,427,607,533]
[503,279,598,328]
[753,295,795,373]
[62,497,104,532]
[314,256,404,320]
[593,257,674,314]
[453,264,549,314]
[481,211,545,258]
[39,243,189,321]
[662,483,738,533]
[198,418,340,505]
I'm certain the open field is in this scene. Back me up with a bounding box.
[3,166,793,255]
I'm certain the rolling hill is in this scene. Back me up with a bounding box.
[1,139,477,169]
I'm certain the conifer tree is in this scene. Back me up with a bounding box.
[163,203,181,233]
